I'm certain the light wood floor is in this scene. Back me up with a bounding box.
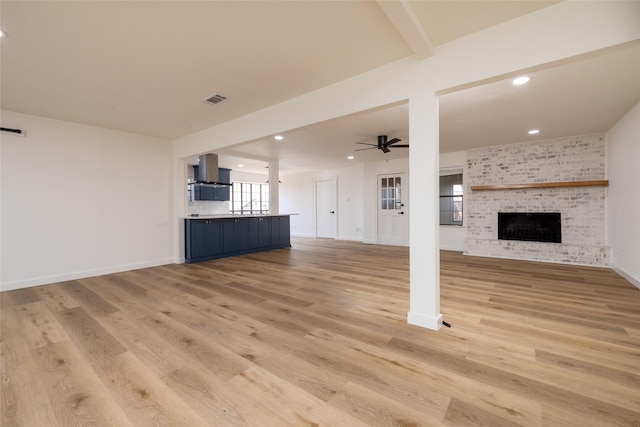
[2,238,639,426]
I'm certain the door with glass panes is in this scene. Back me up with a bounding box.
[377,173,407,246]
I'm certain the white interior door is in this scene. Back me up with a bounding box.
[316,179,337,238]
[377,173,407,246]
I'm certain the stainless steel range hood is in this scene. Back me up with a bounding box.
[192,153,232,186]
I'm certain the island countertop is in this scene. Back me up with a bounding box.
[184,213,297,220]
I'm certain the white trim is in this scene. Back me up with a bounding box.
[407,310,443,331]
[336,235,364,242]
[439,245,463,252]
[0,258,173,292]
[292,232,316,238]
[377,0,434,59]
[611,263,640,290]
[439,167,463,176]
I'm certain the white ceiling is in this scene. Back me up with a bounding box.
[439,41,640,153]
[2,1,638,176]
[217,41,639,175]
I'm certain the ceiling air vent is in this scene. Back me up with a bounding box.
[204,94,227,105]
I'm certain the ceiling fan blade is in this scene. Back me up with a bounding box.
[391,144,409,148]
[354,147,376,151]
[381,146,390,154]
[385,138,402,146]
[355,142,376,146]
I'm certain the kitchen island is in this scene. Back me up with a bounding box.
[184,214,292,263]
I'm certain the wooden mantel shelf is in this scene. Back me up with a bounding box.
[470,180,609,191]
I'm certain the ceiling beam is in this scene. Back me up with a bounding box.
[377,0,434,60]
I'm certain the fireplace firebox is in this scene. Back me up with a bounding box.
[498,212,561,243]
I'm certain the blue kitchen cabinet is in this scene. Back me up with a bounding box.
[222,218,249,253]
[248,217,271,248]
[185,219,223,261]
[192,168,232,201]
[270,215,291,247]
[184,215,291,263]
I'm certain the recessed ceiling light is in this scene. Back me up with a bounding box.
[238,164,244,168]
[528,129,540,135]
[513,76,530,86]
[347,155,355,160]
[274,135,283,141]
[0,30,6,38]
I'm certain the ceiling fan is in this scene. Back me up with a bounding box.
[355,135,409,154]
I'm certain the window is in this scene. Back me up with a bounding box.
[380,176,402,210]
[440,171,463,226]
[231,182,269,215]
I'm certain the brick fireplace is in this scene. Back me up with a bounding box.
[464,133,610,267]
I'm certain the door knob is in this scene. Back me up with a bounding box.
[330,211,335,214]
[398,211,404,215]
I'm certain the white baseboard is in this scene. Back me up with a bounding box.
[291,232,316,238]
[611,263,640,289]
[290,233,364,242]
[439,244,464,251]
[407,310,443,331]
[0,258,174,292]
[336,235,364,242]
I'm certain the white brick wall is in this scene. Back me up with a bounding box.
[464,133,610,266]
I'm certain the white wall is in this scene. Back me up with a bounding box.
[439,151,467,251]
[280,164,365,241]
[0,111,173,290]
[281,153,469,249]
[334,165,365,241]
[280,171,315,237]
[606,101,640,287]
[279,158,409,244]
[281,157,413,244]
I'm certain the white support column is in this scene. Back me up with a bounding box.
[407,90,442,330]
[269,160,280,215]
[173,157,188,263]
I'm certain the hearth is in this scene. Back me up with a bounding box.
[498,212,561,243]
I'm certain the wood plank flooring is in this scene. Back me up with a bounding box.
[2,237,639,426]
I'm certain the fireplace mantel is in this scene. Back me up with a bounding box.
[470,180,608,191]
